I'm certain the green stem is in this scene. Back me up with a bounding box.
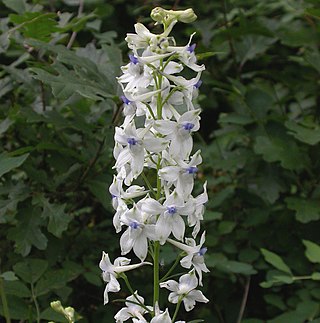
[153,241,160,309]
[31,282,40,323]
[171,297,183,322]
[160,254,182,283]
[141,172,157,198]
[0,277,11,323]
[121,274,152,314]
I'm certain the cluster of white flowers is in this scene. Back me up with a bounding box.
[100,7,209,322]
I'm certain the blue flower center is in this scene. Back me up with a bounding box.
[129,54,139,65]
[167,206,177,215]
[186,166,198,174]
[187,43,196,53]
[127,137,138,146]
[198,247,207,256]
[194,80,202,89]
[182,122,195,131]
[129,221,140,229]
[121,95,131,105]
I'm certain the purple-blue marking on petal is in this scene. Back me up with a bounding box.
[194,80,203,89]
[198,247,207,256]
[129,54,139,65]
[182,122,195,131]
[187,43,196,53]
[167,206,177,215]
[130,221,140,229]
[127,137,138,146]
[120,95,131,105]
[111,194,117,199]
[186,166,198,174]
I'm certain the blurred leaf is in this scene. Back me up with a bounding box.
[0,153,29,178]
[254,135,305,170]
[41,199,72,238]
[285,120,320,145]
[30,64,111,101]
[2,0,27,14]
[0,295,31,319]
[261,249,292,274]
[303,240,320,264]
[235,35,276,67]
[9,12,59,41]
[286,197,320,223]
[3,280,31,297]
[0,271,18,281]
[13,259,48,284]
[218,221,236,234]
[7,207,48,256]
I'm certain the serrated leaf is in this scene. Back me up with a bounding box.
[41,200,72,238]
[285,120,320,145]
[286,197,320,223]
[30,65,111,101]
[13,259,48,284]
[254,135,305,170]
[9,12,59,41]
[7,207,47,256]
[303,240,320,264]
[261,249,292,274]
[235,35,277,67]
[0,153,29,178]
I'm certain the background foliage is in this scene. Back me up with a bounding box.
[1,0,320,322]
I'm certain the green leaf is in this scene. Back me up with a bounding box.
[3,280,31,297]
[254,135,305,170]
[285,120,320,145]
[303,240,320,264]
[235,35,277,67]
[0,153,29,178]
[218,260,257,275]
[286,197,320,223]
[261,249,292,274]
[260,273,294,288]
[305,8,320,20]
[7,207,48,256]
[218,221,236,234]
[0,271,18,281]
[9,12,59,41]
[2,0,27,14]
[41,200,72,238]
[311,272,320,280]
[0,295,31,319]
[13,259,48,284]
[30,64,111,101]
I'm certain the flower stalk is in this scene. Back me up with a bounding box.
[100,7,209,322]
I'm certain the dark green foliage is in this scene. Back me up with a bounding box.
[0,0,320,322]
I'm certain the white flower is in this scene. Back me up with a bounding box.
[99,252,152,304]
[167,231,209,286]
[114,121,168,185]
[154,109,201,159]
[186,181,208,238]
[159,150,202,198]
[114,291,149,323]
[120,204,157,261]
[142,190,193,244]
[160,269,209,311]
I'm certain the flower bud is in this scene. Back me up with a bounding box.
[151,7,197,25]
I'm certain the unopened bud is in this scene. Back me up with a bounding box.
[151,7,197,25]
